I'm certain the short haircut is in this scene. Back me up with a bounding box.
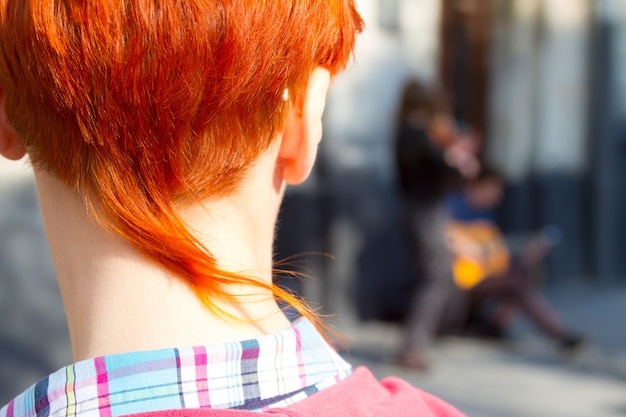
[0,1,363,321]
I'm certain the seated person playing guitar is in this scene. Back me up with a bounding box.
[445,169,582,351]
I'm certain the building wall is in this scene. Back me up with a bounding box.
[486,0,591,179]
[322,0,442,179]
[487,0,626,283]
[608,0,626,118]
[590,0,626,282]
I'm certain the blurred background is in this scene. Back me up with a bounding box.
[1,0,626,416]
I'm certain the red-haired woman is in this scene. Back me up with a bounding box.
[0,1,463,416]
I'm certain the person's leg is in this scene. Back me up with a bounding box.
[473,263,582,349]
[400,202,456,369]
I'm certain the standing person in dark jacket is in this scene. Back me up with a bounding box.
[394,80,480,370]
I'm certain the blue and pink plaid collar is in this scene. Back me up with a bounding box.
[1,318,351,417]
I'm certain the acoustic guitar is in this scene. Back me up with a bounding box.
[445,220,511,289]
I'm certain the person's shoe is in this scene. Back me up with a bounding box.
[559,333,585,355]
[395,350,430,371]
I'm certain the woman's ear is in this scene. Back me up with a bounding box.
[278,68,331,185]
[0,87,26,161]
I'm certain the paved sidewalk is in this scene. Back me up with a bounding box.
[333,286,626,417]
[345,332,626,417]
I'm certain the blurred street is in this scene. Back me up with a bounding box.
[1,162,625,416]
[336,285,626,417]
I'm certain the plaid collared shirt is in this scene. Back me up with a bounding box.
[1,318,351,417]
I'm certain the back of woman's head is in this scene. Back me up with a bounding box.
[0,0,363,319]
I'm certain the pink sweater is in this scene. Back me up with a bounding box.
[127,367,465,417]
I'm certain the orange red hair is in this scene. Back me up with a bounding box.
[0,1,363,322]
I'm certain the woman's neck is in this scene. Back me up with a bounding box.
[35,170,290,362]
